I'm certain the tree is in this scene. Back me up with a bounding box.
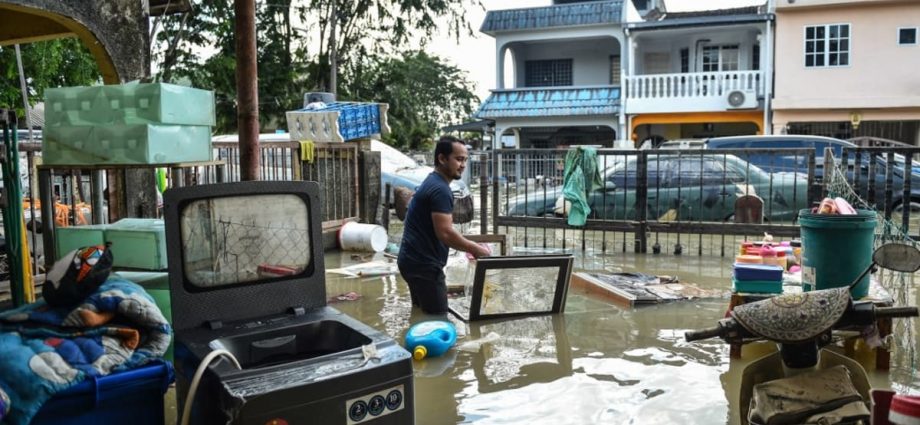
[152,0,481,134]
[0,38,100,123]
[302,0,481,94]
[344,51,478,150]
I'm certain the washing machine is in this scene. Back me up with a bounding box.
[164,181,414,425]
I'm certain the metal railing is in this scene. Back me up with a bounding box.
[489,148,816,255]
[212,140,360,223]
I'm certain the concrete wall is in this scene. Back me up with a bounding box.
[773,1,920,110]
[511,37,620,87]
[0,0,150,82]
[634,28,762,74]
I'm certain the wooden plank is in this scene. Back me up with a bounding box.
[570,272,640,308]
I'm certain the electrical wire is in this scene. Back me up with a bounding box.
[180,349,242,425]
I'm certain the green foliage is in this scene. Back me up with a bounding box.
[152,0,480,138]
[0,38,100,121]
[343,51,478,150]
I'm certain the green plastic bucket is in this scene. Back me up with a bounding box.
[799,209,876,298]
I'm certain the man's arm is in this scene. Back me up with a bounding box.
[432,212,491,258]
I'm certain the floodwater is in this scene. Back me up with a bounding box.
[324,247,920,425]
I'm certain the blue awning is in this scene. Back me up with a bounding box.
[475,87,621,119]
[480,1,623,34]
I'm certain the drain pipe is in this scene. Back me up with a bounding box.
[763,0,775,135]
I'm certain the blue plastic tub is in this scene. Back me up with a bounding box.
[733,263,784,282]
[32,361,174,425]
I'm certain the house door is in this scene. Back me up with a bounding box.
[699,45,739,95]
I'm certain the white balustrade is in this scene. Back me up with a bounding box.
[625,71,765,100]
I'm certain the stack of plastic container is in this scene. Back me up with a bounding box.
[286,101,390,143]
[44,83,215,165]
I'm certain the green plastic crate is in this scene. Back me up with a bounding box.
[54,225,109,258]
[45,83,216,127]
[105,219,167,270]
[731,278,783,294]
[43,124,212,165]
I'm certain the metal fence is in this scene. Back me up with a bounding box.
[474,145,920,256]
[212,141,360,223]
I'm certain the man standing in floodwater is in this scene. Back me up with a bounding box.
[398,135,490,314]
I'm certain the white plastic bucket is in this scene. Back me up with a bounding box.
[338,222,388,252]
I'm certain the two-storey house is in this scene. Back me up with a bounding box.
[624,1,773,146]
[476,0,628,148]
[772,0,920,145]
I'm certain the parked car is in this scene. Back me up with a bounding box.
[507,154,809,222]
[370,140,471,206]
[705,135,920,215]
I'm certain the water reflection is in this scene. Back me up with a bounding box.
[323,250,916,425]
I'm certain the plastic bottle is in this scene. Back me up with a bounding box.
[405,321,457,360]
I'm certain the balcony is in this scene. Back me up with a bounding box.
[625,70,765,114]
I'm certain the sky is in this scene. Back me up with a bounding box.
[423,0,766,101]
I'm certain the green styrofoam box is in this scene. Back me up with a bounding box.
[43,124,212,165]
[112,271,173,361]
[45,83,216,127]
[54,225,109,258]
[105,219,167,270]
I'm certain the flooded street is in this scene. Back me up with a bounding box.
[324,246,920,425]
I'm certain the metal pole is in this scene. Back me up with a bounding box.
[15,45,34,141]
[90,170,105,224]
[329,0,337,95]
[235,0,260,181]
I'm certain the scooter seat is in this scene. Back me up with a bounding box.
[731,288,851,344]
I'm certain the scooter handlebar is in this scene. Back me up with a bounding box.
[875,306,919,319]
[685,326,723,342]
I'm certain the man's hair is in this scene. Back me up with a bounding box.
[434,135,463,166]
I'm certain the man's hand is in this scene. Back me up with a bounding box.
[433,212,493,259]
[466,243,492,260]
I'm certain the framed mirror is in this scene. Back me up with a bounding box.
[448,254,573,321]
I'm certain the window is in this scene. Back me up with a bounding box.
[752,44,760,71]
[899,27,917,45]
[680,48,689,73]
[701,45,739,72]
[609,55,621,85]
[805,24,850,67]
[525,59,573,87]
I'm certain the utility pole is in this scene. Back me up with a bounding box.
[236,0,260,181]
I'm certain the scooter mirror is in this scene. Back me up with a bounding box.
[873,243,920,273]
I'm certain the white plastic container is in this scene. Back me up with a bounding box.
[338,222,388,252]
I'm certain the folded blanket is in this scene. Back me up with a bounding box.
[0,276,172,425]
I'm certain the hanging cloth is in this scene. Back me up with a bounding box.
[562,146,602,226]
[299,140,316,163]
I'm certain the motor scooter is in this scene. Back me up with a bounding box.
[686,243,920,425]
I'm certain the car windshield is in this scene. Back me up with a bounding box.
[371,140,421,173]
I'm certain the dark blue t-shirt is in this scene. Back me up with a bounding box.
[398,172,454,272]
